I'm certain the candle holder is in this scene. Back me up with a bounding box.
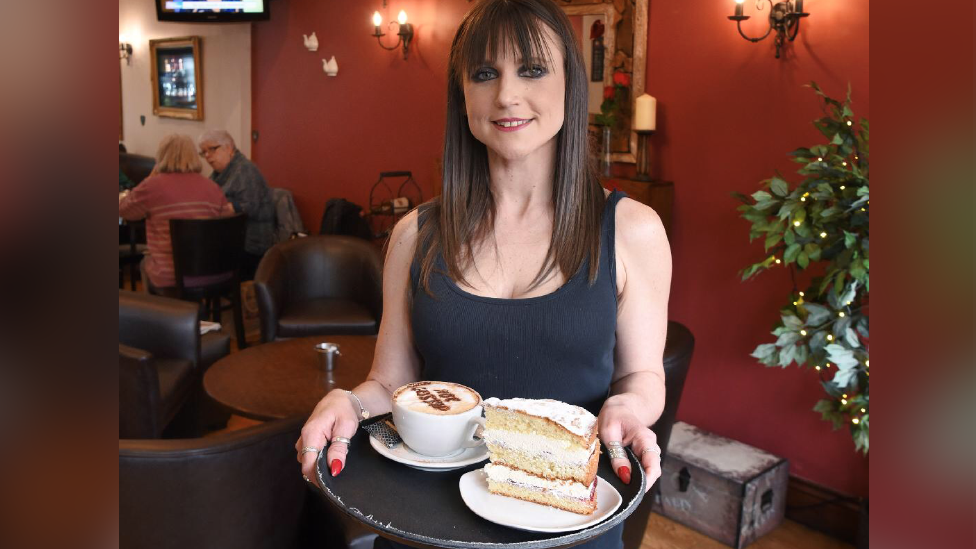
[634,130,655,181]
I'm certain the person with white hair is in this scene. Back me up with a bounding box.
[198,129,275,278]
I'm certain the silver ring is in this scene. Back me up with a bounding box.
[332,436,352,445]
[607,447,627,460]
[642,446,661,458]
[300,446,320,456]
[606,440,624,448]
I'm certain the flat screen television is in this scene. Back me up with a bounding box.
[155,0,270,22]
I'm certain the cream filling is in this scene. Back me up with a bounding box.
[484,430,597,467]
[485,463,595,500]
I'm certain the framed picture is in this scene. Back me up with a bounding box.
[149,36,204,120]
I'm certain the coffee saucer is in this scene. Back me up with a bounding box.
[368,436,489,472]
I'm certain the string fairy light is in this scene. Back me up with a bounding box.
[838,311,846,318]
[800,329,807,336]
[852,417,860,425]
[826,334,834,341]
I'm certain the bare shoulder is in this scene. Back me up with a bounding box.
[615,197,668,250]
[385,209,420,266]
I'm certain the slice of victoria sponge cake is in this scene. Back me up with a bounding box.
[482,397,601,515]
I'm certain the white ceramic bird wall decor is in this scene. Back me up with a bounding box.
[322,56,338,76]
[303,32,319,51]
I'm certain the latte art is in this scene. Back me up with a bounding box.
[393,381,481,415]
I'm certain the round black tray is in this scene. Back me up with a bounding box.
[313,420,646,549]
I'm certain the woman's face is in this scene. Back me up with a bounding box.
[462,26,566,162]
[199,142,234,173]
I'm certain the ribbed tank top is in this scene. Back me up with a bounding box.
[396,190,627,549]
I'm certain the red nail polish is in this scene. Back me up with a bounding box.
[331,459,342,477]
[617,466,631,485]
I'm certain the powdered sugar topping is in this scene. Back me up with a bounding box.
[484,397,596,438]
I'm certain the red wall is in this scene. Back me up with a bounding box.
[253,0,869,496]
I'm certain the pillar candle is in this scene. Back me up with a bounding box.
[634,94,657,131]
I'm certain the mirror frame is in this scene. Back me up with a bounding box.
[562,0,647,164]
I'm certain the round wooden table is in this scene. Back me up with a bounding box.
[204,335,376,421]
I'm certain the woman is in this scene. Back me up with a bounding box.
[119,134,229,295]
[299,1,671,547]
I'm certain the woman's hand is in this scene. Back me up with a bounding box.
[296,389,360,487]
[598,400,662,493]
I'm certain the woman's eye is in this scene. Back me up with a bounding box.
[521,65,548,78]
[472,69,497,82]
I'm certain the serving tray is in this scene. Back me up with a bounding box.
[313,415,646,549]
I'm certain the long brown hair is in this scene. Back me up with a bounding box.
[416,0,605,294]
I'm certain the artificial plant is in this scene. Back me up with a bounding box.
[733,82,870,454]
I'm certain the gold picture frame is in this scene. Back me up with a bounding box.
[149,36,204,120]
[562,0,647,164]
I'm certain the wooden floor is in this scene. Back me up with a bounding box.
[127,271,852,549]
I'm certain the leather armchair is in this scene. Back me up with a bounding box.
[622,321,695,549]
[120,417,308,549]
[120,151,155,185]
[119,290,232,437]
[254,235,383,342]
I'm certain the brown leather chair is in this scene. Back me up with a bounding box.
[622,320,695,549]
[119,290,232,437]
[254,235,383,342]
[120,417,309,549]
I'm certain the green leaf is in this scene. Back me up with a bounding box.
[779,344,797,367]
[751,343,778,360]
[820,207,841,218]
[845,327,860,347]
[831,367,857,390]
[804,303,832,325]
[804,243,822,261]
[784,229,796,246]
[784,243,802,264]
[752,190,772,203]
[793,208,807,224]
[764,232,783,251]
[776,332,802,347]
[844,231,857,248]
[856,317,869,339]
[770,177,789,197]
[826,344,859,369]
[794,344,809,366]
[809,330,828,352]
[782,314,804,330]
[797,251,810,269]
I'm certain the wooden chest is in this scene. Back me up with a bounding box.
[651,422,789,548]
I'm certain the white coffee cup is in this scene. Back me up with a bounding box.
[391,381,485,457]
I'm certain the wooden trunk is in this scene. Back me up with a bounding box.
[651,422,789,548]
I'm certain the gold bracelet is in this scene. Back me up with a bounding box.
[346,390,370,421]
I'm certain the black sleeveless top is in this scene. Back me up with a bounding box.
[385,191,628,549]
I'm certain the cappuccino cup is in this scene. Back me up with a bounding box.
[391,381,484,457]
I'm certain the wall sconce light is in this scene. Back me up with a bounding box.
[372,9,413,60]
[119,42,133,64]
[728,0,808,59]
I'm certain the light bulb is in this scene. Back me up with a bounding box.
[841,398,848,405]
[800,330,807,336]
[820,232,827,238]
[814,365,821,371]
[825,363,831,368]
[847,120,853,126]
[840,185,846,190]
[842,394,848,398]
[800,197,806,202]
[799,291,805,297]
[372,11,383,26]
[793,301,798,306]
[842,161,848,166]
[793,221,801,227]
[398,10,408,24]
[860,408,866,413]
[826,334,834,341]
[775,259,782,264]
[865,360,869,367]
[852,418,860,424]
[838,311,846,318]
[817,157,823,161]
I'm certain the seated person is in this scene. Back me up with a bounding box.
[197,129,275,279]
[119,134,230,296]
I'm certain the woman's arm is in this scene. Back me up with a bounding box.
[598,197,672,489]
[299,210,423,482]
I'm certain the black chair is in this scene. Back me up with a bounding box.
[120,417,309,549]
[120,151,155,184]
[254,235,383,343]
[622,321,696,549]
[119,220,148,290]
[169,213,248,349]
[119,290,201,439]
